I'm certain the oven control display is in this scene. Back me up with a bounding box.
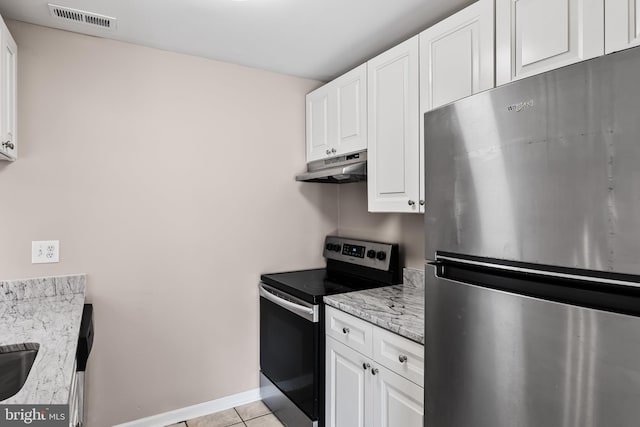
[342,243,365,258]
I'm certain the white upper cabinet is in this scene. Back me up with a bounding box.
[306,85,330,162]
[606,0,640,53]
[496,0,604,85]
[367,36,420,213]
[419,0,495,212]
[419,0,495,111]
[0,17,16,161]
[333,64,367,156]
[306,64,367,162]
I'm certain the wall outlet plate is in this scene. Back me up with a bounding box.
[32,240,60,264]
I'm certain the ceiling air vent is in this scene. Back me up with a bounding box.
[48,4,117,30]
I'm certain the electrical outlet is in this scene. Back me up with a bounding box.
[32,240,60,264]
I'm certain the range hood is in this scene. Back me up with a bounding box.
[295,150,367,183]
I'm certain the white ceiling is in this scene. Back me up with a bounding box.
[0,0,474,81]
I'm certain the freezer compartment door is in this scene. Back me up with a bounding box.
[425,262,640,427]
[424,46,640,275]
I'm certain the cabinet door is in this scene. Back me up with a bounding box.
[333,64,367,156]
[372,364,424,427]
[606,0,640,53]
[419,0,494,212]
[367,36,420,213]
[420,0,494,111]
[0,19,16,161]
[326,337,371,427]
[306,85,331,162]
[496,0,604,85]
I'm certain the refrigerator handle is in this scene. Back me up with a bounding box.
[436,254,640,290]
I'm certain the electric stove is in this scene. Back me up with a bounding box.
[259,236,400,427]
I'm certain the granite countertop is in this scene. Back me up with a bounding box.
[0,274,86,405]
[324,268,425,344]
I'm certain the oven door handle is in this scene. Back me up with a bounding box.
[259,284,319,323]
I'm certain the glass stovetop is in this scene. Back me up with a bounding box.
[260,268,388,304]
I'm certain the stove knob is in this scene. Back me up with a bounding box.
[376,251,386,261]
[326,243,333,251]
[333,244,342,252]
[366,250,376,259]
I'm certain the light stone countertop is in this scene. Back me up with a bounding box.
[0,274,86,404]
[324,268,425,344]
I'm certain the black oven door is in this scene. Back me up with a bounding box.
[259,283,321,420]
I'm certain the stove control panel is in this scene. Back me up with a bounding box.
[323,236,398,272]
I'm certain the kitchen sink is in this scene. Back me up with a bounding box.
[0,343,39,401]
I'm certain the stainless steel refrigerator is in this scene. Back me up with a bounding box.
[424,46,640,427]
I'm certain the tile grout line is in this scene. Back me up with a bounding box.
[234,404,273,423]
[233,406,242,420]
[239,405,274,422]
[233,407,245,425]
[244,413,277,425]
[166,402,273,427]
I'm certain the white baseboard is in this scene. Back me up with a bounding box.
[114,388,261,427]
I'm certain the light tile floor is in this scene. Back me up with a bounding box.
[166,401,284,427]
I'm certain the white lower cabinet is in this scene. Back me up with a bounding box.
[326,337,371,427]
[325,307,424,427]
[372,363,424,427]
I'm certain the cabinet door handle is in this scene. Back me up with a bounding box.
[408,200,416,206]
[362,362,370,370]
[342,327,350,334]
[371,367,379,375]
[398,355,408,363]
[2,141,14,150]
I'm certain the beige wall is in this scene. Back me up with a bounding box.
[0,20,426,427]
[337,183,425,269]
[0,21,338,426]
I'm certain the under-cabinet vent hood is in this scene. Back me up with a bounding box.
[296,150,367,183]
[48,4,117,30]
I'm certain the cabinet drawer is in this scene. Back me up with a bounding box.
[326,306,373,357]
[373,327,424,387]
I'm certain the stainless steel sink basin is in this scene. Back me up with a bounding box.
[0,343,39,401]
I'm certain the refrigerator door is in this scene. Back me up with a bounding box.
[425,261,640,427]
[424,46,640,275]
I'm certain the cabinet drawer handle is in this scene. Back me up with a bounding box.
[2,141,14,150]
[342,327,350,334]
[398,355,408,363]
[408,200,415,206]
[371,367,379,375]
[331,148,336,153]
[419,200,425,206]
[362,362,370,370]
